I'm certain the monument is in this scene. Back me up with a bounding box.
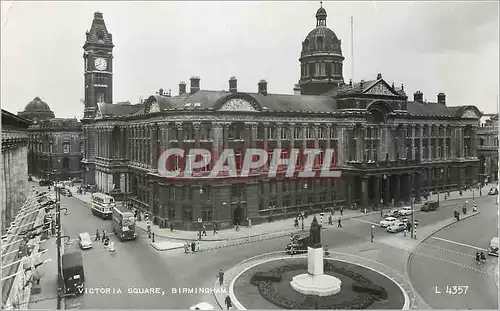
[290,216,342,296]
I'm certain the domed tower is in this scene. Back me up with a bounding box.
[299,2,344,95]
[17,97,55,122]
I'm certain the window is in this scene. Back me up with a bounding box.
[293,127,302,139]
[63,143,70,154]
[315,63,320,76]
[182,207,193,221]
[202,210,213,222]
[267,127,276,140]
[320,63,326,76]
[280,127,288,139]
[306,127,314,139]
[185,126,195,140]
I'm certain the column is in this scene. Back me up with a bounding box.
[355,125,362,161]
[313,123,319,149]
[394,174,400,205]
[211,123,223,169]
[459,126,465,158]
[346,176,353,207]
[387,125,396,161]
[427,125,432,161]
[410,125,415,160]
[223,123,230,149]
[150,123,156,168]
[374,176,381,207]
[361,177,368,210]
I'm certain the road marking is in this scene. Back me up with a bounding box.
[416,252,493,276]
[420,242,475,258]
[430,236,488,252]
[351,218,379,226]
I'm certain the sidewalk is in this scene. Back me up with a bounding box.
[138,209,379,242]
[28,237,63,310]
[424,185,495,203]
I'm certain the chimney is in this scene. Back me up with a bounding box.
[414,91,423,103]
[377,73,382,80]
[179,81,186,95]
[437,92,446,105]
[190,76,200,94]
[258,79,268,95]
[293,84,302,95]
[229,76,237,93]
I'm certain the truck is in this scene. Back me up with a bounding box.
[62,252,85,295]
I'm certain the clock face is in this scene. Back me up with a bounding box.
[94,58,107,71]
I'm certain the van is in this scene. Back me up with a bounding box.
[488,237,498,257]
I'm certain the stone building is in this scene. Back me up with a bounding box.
[27,118,83,181]
[1,109,31,234]
[478,114,498,183]
[81,6,481,230]
[18,97,84,181]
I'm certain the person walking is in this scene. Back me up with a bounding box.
[95,229,100,241]
[202,225,207,236]
[213,222,218,235]
[328,215,333,225]
[225,294,232,310]
[340,206,344,216]
[218,269,225,286]
[337,217,342,228]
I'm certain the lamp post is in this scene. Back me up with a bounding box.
[437,169,444,205]
[411,196,415,239]
[382,174,387,209]
[199,186,204,239]
[371,225,375,243]
[479,182,482,197]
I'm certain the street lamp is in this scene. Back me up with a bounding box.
[371,225,375,243]
[382,174,387,209]
[411,196,415,239]
[479,182,482,196]
[437,169,444,205]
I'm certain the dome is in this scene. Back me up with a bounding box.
[24,97,52,112]
[301,3,342,55]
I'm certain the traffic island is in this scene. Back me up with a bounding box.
[233,258,405,309]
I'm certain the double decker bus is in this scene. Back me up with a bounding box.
[90,193,115,219]
[112,205,137,241]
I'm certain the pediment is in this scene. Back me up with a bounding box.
[462,109,479,119]
[363,81,398,96]
[150,102,160,113]
[220,98,259,112]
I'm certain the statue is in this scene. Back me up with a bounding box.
[309,216,321,247]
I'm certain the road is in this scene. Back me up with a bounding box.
[41,182,497,309]
[408,195,498,309]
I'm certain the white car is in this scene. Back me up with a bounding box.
[78,232,93,249]
[398,206,413,216]
[387,222,406,233]
[380,217,398,228]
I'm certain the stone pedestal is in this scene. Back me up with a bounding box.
[290,246,342,297]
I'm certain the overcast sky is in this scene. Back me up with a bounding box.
[1,1,499,119]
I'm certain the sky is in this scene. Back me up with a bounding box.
[1,1,499,119]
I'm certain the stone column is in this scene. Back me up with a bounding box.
[427,125,432,161]
[346,176,353,207]
[387,125,396,161]
[223,123,230,150]
[459,126,465,158]
[410,125,415,160]
[313,123,320,149]
[211,123,223,169]
[374,176,381,207]
[394,174,400,205]
[355,125,362,161]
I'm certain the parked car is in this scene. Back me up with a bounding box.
[39,179,53,187]
[421,201,439,212]
[488,188,498,195]
[72,178,83,183]
[78,232,93,250]
[384,209,400,217]
[398,206,413,216]
[380,217,398,228]
[488,237,498,257]
[387,222,406,233]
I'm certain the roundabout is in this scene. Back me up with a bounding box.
[231,256,407,309]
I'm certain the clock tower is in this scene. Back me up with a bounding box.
[83,12,114,119]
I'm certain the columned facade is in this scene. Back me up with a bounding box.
[1,110,31,234]
[478,115,499,183]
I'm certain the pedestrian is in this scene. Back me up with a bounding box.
[191,241,196,252]
[184,242,189,254]
[235,224,240,231]
[95,229,100,241]
[218,269,224,286]
[225,294,232,310]
[197,240,200,252]
[328,215,333,225]
[294,218,299,228]
[337,217,342,228]
[170,222,174,232]
[102,229,107,241]
[213,222,218,235]
[202,225,207,236]
[340,206,343,216]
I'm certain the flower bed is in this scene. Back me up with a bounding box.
[232,258,404,310]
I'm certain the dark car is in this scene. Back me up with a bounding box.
[421,201,439,212]
[39,179,53,187]
[286,235,310,255]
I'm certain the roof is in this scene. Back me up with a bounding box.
[407,102,481,118]
[24,97,52,112]
[97,102,143,118]
[302,26,341,54]
[2,109,32,128]
[62,252,83,269]
[83,12,113,48]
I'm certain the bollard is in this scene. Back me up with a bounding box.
[152,233,155,243]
